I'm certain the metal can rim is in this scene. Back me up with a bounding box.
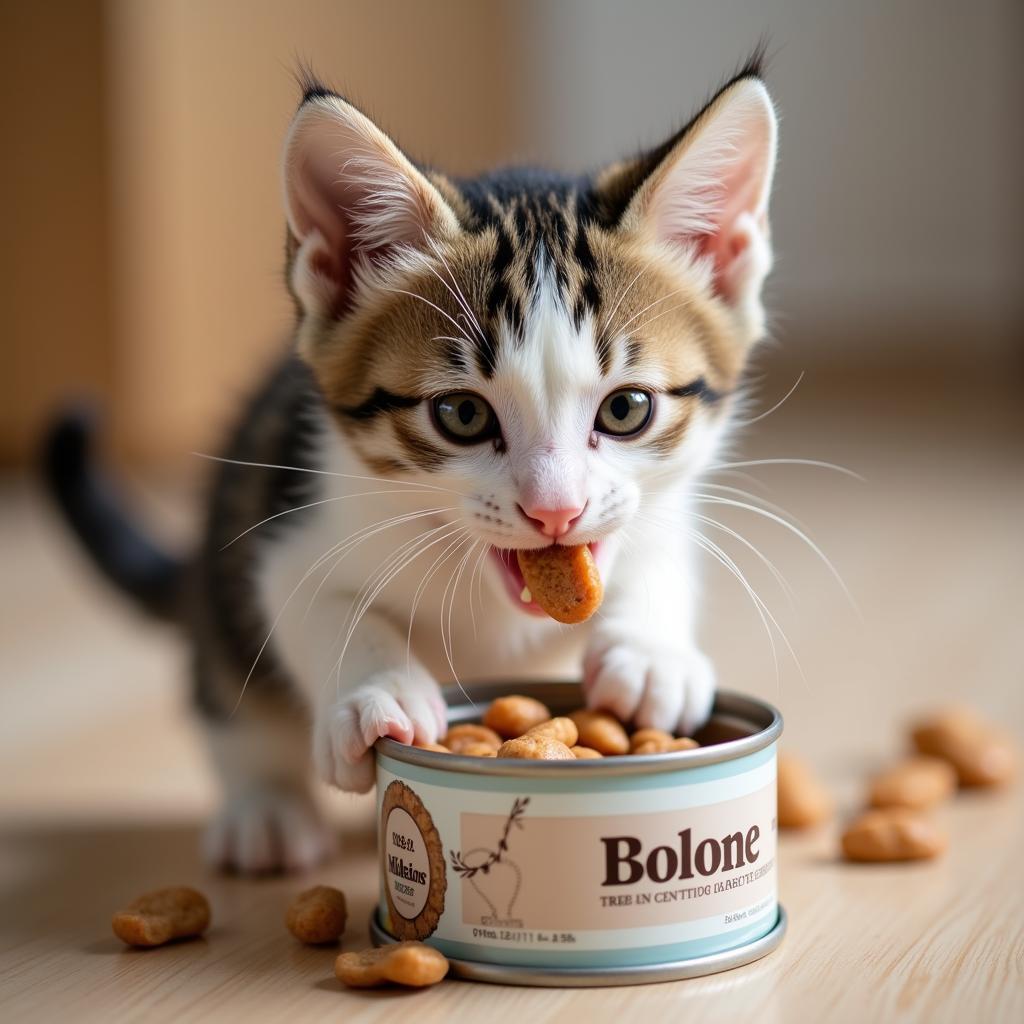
[369,906,787,986]
[376,682,782,778]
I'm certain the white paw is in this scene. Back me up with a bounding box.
[203,785,336,875]
[583,639,716,736]
[313,670,447,793]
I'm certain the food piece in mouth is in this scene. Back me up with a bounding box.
[516,544,603,624]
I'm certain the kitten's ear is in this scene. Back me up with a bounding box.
[283,92,460,318]
[612,75,778,342]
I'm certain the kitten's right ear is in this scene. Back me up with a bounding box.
[283,91,460,319]
[595,65,778,344]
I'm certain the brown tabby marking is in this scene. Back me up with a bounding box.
[299,177,744,475]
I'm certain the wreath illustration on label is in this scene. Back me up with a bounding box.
[449,797,529,927]
[380,780,446,940]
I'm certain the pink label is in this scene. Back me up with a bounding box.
[454,784,775,931]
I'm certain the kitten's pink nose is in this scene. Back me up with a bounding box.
[518,504,585,539]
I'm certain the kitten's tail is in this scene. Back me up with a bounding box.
[41,410,186,622]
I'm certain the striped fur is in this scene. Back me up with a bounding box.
[294,167,748,478]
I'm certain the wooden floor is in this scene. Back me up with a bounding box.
[2,374,1022,1022]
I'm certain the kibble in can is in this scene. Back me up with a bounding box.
[372,682,784,986]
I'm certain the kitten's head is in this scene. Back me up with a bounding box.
[282,61,777,614]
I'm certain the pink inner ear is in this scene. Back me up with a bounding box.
[644,79,775,314]
[695,147,767,287]
[286,104,432,319]
[308,246,346,297]
[287,140,359,316]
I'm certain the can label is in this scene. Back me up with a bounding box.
[376,744,777,968]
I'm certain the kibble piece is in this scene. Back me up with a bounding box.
[630,728,674,753]
[569,709,630,755]
[286,885,348,945]
[443,723,502,753]
[632,740,666,755]
[777,754,832,828]
[414,741,450,753]
[496,735,576,760]
[841,808,947,862]
[868,757,957,810]
[456,742,498,757]
[668,737,700,752]
[335,942,449,988]
[516,544,603,624]
[632,736,699,755]
[111,886,210,947]
[525,716,579,747]
[483,695,551,739]
[571,745,603,759]
[911,707,1017,788]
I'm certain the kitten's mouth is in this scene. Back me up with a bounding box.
[490,542,601,618]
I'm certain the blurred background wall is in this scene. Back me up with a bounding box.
[1,0,529,463]
[2,0,1021,467]
[529,0,1024,369]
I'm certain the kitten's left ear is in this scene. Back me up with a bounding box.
[616,75,778,342]
[283,90,461,320]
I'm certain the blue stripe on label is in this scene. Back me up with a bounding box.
[378,743,775,793]
[426,911,778,968]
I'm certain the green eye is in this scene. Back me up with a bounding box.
[433,392,499,445]
[595,389,653,436]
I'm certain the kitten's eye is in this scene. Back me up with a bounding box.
[433,392,500,445]
[595,389,653,436]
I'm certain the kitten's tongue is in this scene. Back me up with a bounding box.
[516,544,603,624]
[492,549,548,617]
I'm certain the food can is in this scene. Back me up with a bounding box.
[372,681,785,987]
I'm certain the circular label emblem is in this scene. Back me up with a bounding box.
[380,780,446,939]
[384,807,431,918]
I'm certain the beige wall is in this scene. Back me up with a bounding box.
[104,0,528,463]
[0,1,114,463]
[2,0,526,465]
[528,0,1024,365]
[3,1,1020,466]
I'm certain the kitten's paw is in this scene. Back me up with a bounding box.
[203,784,336,875]
[313,671,447,793]
[583,639,716,736]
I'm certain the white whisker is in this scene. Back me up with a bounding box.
[440,538,478,702]
[425,237,487,343]
[626,299,697,338]
[686,529,785,689]
[421,264,484,350]
[431,334,475,350]
[384,286,474,347]
[330,523,470,699]
[630,510,805,693]
[231,508,457,716]
[221,488,450,550]
[733,371,805,427]
[709,458,865,481]
[405,528,473,685]
[692,512,796,605]
[302,511,455,621]
[467,541,490,641]
[689,492,856,611]
[600,264,647,338]
[699,483,812,534]
[640,502,795,604]
[615,285,691,336]
[336,523,461,659]
[192,451,470,497]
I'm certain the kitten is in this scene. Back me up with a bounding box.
[46,57,778,873]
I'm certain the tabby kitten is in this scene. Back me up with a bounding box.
[48,58,777,873]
